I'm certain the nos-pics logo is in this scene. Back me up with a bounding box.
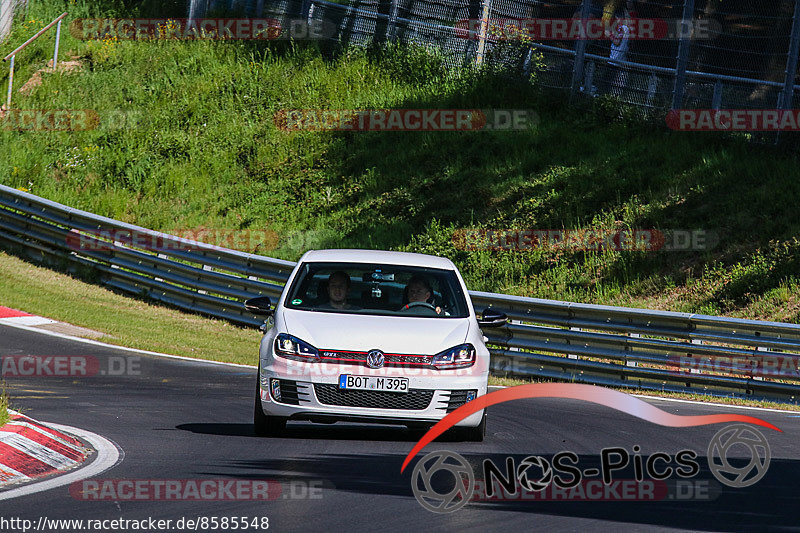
[411,424,771,513]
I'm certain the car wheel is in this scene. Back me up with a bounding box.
[460,411,486,442]
[254,374,286,437]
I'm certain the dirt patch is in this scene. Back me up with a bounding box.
[35,321,106,339]
[18,59,84,96]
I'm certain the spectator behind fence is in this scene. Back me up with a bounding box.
[599,2,634,96]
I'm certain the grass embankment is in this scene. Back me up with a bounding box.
[3,2,800,321]
[0,251,257,365]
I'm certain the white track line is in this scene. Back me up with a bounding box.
[0,320,256,369]
[0,423,121,501]
[631,393,799,414]
[0,316,56,326]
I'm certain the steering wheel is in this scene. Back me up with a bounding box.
[403,302,438,312]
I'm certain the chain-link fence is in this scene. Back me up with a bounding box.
[193,0,800,114]
[0,0,26,43]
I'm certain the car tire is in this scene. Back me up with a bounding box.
[460,411,487,442]
[254,374,286,437]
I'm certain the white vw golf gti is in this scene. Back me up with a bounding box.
[245,249,507,441]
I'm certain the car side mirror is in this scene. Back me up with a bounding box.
[477,308,507,328]
[244,296,273,316]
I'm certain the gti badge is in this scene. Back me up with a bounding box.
[366,349,385,369]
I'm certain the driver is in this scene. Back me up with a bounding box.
[401,276,442,314]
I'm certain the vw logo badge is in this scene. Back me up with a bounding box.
[366,349,385,369]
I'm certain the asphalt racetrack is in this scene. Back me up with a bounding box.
[1,324,798,532]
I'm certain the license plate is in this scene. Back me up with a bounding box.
[338,375,409,393]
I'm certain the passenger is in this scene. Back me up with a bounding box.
[321,271,358,310]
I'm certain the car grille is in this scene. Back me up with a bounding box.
[438,389,477,413]
[313,384,434,410]
[319,350,433,367]
[273,380,311,405]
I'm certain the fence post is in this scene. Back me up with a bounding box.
[52,18,61,69]
[645,72,658,107]
[780,0,800,111]
[301,0,313,21]
[671,0,695,110]
[0,0,12,44]
[387,0,399,41]
[475,0,492,66]
[711,79,723,110]
[569,0,591,101]
[5,54,13,109]
[584,60,595,95]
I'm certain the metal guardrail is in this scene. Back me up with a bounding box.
[1,184,799,403]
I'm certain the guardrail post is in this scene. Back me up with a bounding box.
[690,339,702,374]
[155,253,168,282]
[197,264,213,294]
[780,0,800,112]
[626,333,639,367]
[568,327,580,359]
[753,346,768,381]
[671,0,695,110]
[475,0,492,66]
[569,0,592,101]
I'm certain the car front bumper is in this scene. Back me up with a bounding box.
[258,359,488,427]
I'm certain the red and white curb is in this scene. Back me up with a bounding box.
[0,306,56,328]
[0,411,91,488]
[0,418,120,501]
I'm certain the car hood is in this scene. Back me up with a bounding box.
[281,309,471,354]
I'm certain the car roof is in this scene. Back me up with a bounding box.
[298,249,457,270]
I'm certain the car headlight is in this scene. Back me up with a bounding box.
[431,344,476,369]
[274,333,319,361]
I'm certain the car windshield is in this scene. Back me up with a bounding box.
[284,262,470,318]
